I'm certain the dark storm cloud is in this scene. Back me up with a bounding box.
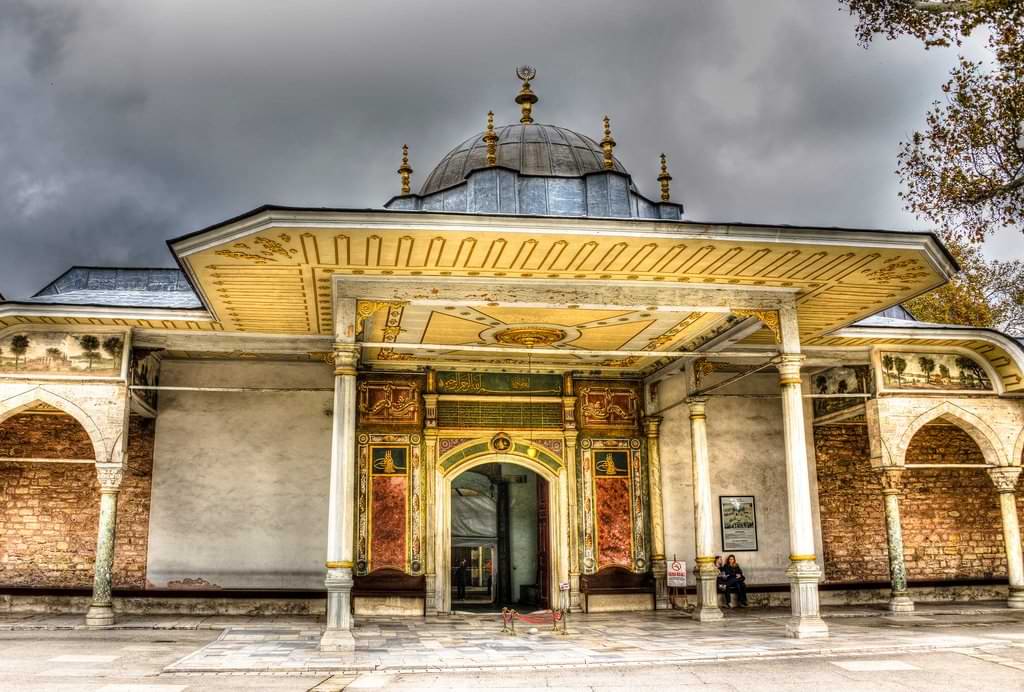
[0,0,999,298]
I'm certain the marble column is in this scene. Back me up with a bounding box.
[562,373,583,612]
[423,369,439,614]
[879,468,914,613]
[688,398,723,622]
[988,467,1024,609]
[777,354,828,638]
[321,345,359,652]
[85,463,123,627]
[644,416,670,609]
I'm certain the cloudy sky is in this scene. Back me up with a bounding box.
[1,0,1019,298]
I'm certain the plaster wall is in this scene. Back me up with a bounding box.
[147,360,333,589]
[657,372,824,585]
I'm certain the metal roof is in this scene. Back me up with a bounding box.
[22,267,202,309]
[419,123,628,195]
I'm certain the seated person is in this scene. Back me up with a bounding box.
[721,554,748,607]
[713,555,726,595]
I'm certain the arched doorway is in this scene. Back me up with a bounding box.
[450,463,551,611]
[0,404,99,587]
[900,420,1006,580]
[434,452,566,614]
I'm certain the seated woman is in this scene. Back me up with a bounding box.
[713,555,726,596]
[721,554,748,607]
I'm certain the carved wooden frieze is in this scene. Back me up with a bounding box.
[579,437,647,574]
[576,381,640,431]
[357,377,422,427]
[356,433,424,575]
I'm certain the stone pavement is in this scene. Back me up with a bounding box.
[3,602,1024,675]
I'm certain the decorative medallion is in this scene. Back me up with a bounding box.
[490,432,513,452]
[494,326,566,348]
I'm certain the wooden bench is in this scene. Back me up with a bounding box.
[352,568,426,616]
[579,566,655,613]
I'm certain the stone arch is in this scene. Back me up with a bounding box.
[0,388,108,462]
[442,447,561,483]
[435,450,567,614]
[1014,426,1024,468]
[895,401,1005,467]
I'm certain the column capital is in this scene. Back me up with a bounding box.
[332,344,360,376]
[686,397,707,418]
[879,467,904,495]
[95,463,123,492]
[642,416,662,436]
[989,467,1022,493]
[776,353,805,386]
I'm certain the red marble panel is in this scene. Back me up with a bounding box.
[371,475,407,571]
[595,476,632,569]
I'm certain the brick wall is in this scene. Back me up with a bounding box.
[815,422,1022,583]
[0,414,154,588]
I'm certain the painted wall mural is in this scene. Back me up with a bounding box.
[812,365,871,418]
[356,434,424,575]
[580,438,647,573]
[878,351,992,391]
[0,330,126,377]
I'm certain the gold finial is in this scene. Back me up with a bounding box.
[514,65,538,124]
[483,111,498,166]
[397,144,413,195]
[601,116,616,170]
[657,153,672,201]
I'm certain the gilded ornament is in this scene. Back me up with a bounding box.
[514,65,538,124]
[483,111,498,166]
[733,309,781,343]
[398,144,413,195]
[657,153,672,201]
[494,326,565,347]
[600,116,616,170]
[355,300,405,335]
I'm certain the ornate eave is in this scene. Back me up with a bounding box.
[160,206,958,373]
[821,323,1024,394]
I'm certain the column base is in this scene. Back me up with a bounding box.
[786,560,828,639]
[424,574,436,614]
[319,628,355,652]
[693,569,723,622]
[652,559,670,610]
[888,594,915,614]
[785,615,829,639]
[85,603,115,627]
[569,573,583,613]
[1007,587,1024,609]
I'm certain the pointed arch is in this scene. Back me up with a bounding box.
[0,387,108,462]
[895,401,1006,467]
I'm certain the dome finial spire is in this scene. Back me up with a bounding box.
[601,116,616,170]
[657,153,672,201]
[483,111,498,166]
[398,144,413,195]
[514,65,538,124]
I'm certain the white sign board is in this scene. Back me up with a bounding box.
[559,581,570,591]
[666,560,687,588]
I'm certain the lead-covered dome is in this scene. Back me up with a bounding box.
[420,123,628,195]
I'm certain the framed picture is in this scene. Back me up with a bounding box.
[719,495,757,552]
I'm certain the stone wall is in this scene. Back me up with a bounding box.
[815,422,1021,583]
[0,415,155,588]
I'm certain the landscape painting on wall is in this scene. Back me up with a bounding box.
[879,351,992,391]
[0,331,126,377]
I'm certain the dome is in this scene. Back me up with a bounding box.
[420,123,629,196]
